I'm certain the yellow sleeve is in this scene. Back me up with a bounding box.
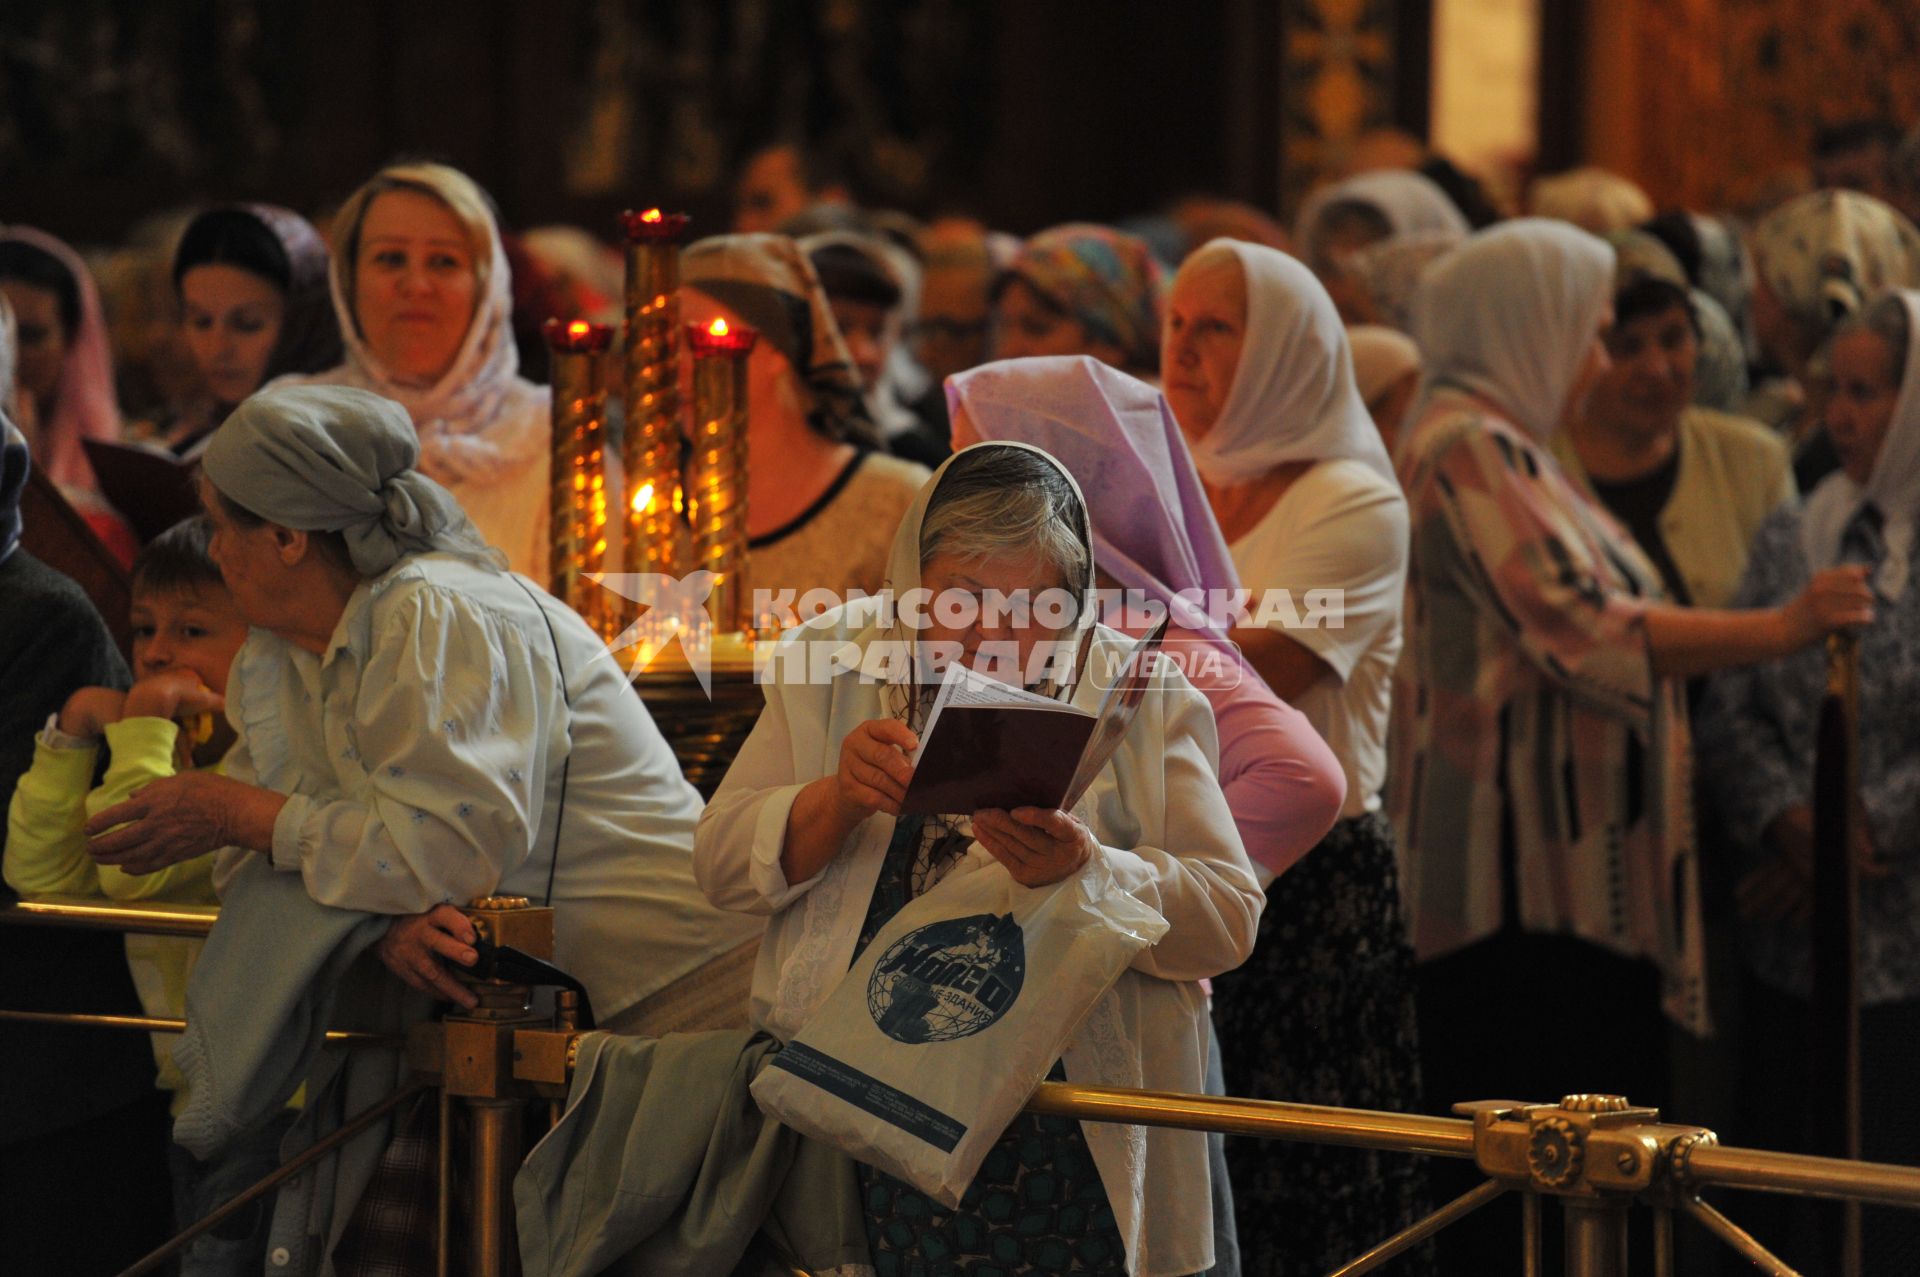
[86,717,219,905]
[3,734,103,896]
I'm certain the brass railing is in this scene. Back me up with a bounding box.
[8,895,1920,1277]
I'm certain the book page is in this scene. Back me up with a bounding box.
[911,660,1085,767]
[1058,616,1171,811]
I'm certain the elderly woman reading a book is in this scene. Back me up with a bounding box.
[694,442,1262,1277]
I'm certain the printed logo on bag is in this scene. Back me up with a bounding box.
[866,913,1027,1044]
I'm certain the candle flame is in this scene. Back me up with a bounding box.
[709,318,730,337]
[641,208,663,223]
[631,481,655,514]
[568,320,590,338]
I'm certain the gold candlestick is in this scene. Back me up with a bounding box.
[686,317,756,634]
[619,207,691,585]
[543,318,614,640]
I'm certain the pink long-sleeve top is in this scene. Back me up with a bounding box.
[1160,620,1347,885]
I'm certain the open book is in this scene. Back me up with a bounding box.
[899,616,1171,817]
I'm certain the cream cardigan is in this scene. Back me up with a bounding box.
[1555,407,1795,608]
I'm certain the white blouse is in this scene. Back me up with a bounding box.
[1230,457,1408,818]
[216,553,762,1023]
[693,603,1263,1277]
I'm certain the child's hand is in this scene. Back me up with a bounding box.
[123,670,225,723]
[56,687,128,740]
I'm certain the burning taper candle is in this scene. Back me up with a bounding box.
[686,316,757,633]
[544,318,614,639]
[619,208,692,593]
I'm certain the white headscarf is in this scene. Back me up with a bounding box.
[854,439,1098,707]
[1409,218,1616,441]
[1801,291,1920,600]
[277,163,548,487]
[1178,239,1395,487]
[1292,170,1470,268]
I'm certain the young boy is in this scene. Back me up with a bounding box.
[4,515,247,1107]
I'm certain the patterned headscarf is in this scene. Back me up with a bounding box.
[683,232,875,446]
[281,163,549,488]
[202,385,504,578]
[1750,191,1920,342]
[1001,223,1168,375]
[1342,229,1464,333]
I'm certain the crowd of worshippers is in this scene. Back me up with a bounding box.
[3,116,1920,1276]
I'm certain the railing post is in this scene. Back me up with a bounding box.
[467,1098,522,1277]
[1561,1197,1628,1277]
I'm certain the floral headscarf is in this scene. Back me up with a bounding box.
[1001,223,1168,375]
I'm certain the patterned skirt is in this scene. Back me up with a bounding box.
[1208,812,1432,1277]
[858,1065,1128,1276]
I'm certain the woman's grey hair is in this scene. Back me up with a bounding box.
[1833,294,1912,388]
[919,445,1090,589]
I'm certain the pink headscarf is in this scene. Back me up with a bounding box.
[0,226,121,491]
[946,355,1244,660]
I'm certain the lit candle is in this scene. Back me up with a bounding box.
[686,316,757,633]
[544,318,615,639]
[618,207,692,596]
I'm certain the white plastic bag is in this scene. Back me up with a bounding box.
[749,848,1168,1206]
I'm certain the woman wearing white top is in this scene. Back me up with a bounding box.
[272,162,553,580]
[1162,238,1427,1276]
[86,385,761,1031]
[694,442,1261,1276]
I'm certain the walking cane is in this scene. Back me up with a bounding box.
[1810,630,1862,1276]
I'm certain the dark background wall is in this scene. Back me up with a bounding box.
[0,0,1331,247]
